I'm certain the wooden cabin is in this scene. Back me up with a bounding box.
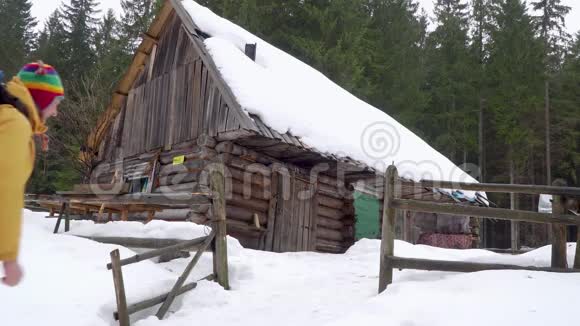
[83,0,484,253]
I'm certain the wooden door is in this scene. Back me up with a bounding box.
[271,171,317,252]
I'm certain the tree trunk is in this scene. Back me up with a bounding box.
[478,97,486,248]
[510,148,519,251]
[545,79,553,244]
[478,97,485,182]
[545,80,551,185]
[529,145,537,212]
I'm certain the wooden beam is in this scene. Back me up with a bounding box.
[145,211,156,223]
[70,192,211,206]
[575,227,580,269]
[110,250,130,326]
[64,206,71,232]
[142,33,159,44]
[120,209,129,222]
[407,179,580,197]
[156,232,215,319]
[53,202,67,234]
[510,166,519,252]
[392,198,580,225]
[59,183,130,196]
[115,281,197,320]
[106,235,210,270]
[378,165,397,293]
[97,204,107,223]
[387,256,580,273]
[551,190,568,268]
[75,235,209,250]
[265,170,279,251]
[210,162,230,290]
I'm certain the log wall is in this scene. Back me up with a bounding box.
[316,176,356,253]
[92,137,356,253]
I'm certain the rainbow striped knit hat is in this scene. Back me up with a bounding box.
[17,62,65,112]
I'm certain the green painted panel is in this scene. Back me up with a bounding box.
[354,191,380,240]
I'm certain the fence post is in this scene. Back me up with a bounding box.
[574,227,580,269]
[379,165,398,294]
[510,187,519,252]
[110,249,130,326]
[210,162,230,290]
[551,187,568,269]
[53,202,67,234]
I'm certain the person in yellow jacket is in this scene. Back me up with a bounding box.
[0,62,64,286]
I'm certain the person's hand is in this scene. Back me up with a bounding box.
[2,261,23,286]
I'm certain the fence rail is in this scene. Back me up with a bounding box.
[387,256,580,274]
[403,179,580,196]
[379,165,580,294]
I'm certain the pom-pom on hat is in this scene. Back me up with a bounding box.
[17,61,64,112]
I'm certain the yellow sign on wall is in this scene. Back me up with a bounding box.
[173,155,185,165]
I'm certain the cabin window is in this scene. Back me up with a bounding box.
[128,177,149,193]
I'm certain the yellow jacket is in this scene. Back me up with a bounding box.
[0,77,47,261]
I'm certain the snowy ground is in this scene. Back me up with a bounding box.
[2,210,580,326]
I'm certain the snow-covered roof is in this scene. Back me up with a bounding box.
[180,1,480,192]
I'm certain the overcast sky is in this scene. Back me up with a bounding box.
[32,0,580,34]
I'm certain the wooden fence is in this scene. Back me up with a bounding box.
[108,164,230,324]
[379,165,580,294]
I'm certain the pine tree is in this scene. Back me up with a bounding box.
[532,0,571,63]
[424,0,477,163]
[551,33,580,185]
[94,10,117,59]
[61,0,101,79]
[486,0,544,175]
[530,0,571,185]
[364,0,428,131]
[283,0,372,96]
[29,3,102,193]
[198,0,374,97]
[471,0,492,62]
[0,0,37,76]
[35,10,68,71]
[93,9,125,89]
[28,9,69,193]
[470,0,493,181]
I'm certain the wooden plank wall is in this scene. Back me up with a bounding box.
[272,173,317,252]
[99,11,244,163]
